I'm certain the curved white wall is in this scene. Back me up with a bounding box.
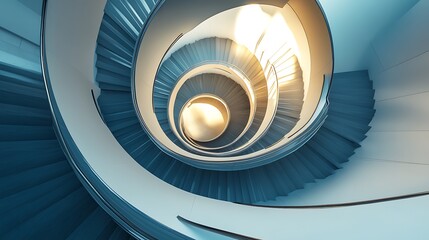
[44,0,429,238]
[318,0,419,73]
[263,0,429,206]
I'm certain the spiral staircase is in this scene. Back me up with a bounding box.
[1,0,428,239]
[0,62,131,238]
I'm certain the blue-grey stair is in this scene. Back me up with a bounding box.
[247,51,304,152]
[153,37,268,151]
[96,0,158,92]
[93,0,375,204]
[97,58,375,203]
[0,61,131,239]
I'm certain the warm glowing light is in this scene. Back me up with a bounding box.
[234,7,298,86]
[181,96,229,142]
[256,14,295,69]
[278,72,300,84]
[234,5,271,51]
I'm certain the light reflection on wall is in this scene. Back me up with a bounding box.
[181,95,230,142]
[234,5,270,51]
[235,5,298,84]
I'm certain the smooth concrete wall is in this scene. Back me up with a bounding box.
[0,0,42,71]
[362,0,429,175]
[0,28,40,72]
[44,0,285,238]
[0,0,42,45]
[262,0,429,206]
[318,0,419,73]
[369,0,429,77]
[188,193,429,240]
[42,0,429,238]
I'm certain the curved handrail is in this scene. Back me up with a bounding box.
[178,190,429,238]
[151,32,184,113]
[86,0,332,173]
[126,0,334,171]
[172,64,257,151]
[173,63,278,154]
[237,190,429,209]
[39,1,429,239]
[146,59,265,154]
[40,0,190,239]
[166,59,264,151]
[237,61,280,150]
[154,37,268,148]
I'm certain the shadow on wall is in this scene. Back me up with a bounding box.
[318,0,420,73]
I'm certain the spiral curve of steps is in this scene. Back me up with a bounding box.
[0,0,383,238]
[95,0,375,204]
[0,62,131,239]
